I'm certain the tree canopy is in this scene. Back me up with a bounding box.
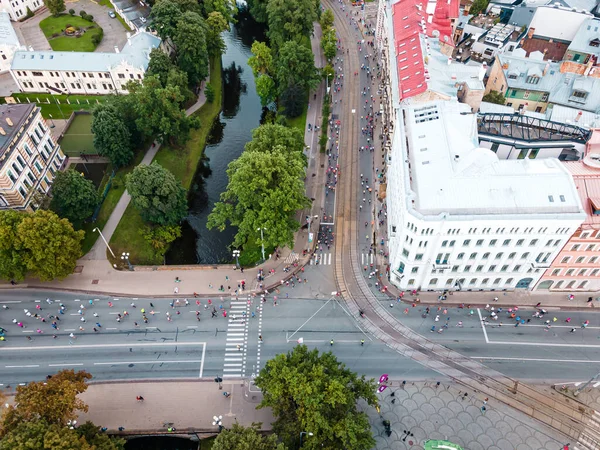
[0,210,84,282]
[482,90,506,105]
[265,0,317,47]
[149,0,183,39]
[207,124,309,249]
[205,11,229,58]
[321,27,338,61]
[174,11,209,85]
[45,0,65,16]
[50,168,99,226]
[91,105,134,168]
[126,162,188,226]
[212,423,286,450]
[276,40,320,94]
[255,346,378,450]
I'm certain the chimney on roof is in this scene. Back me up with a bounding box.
[542,62,549,76]
[5,117,13,127]
[28,45,33,52]
[114,45,120,54]
[584,58,594,77]
[416,3,422,10]
[527,27,535,39]
[0,127,6,136]
[575,110,582,122]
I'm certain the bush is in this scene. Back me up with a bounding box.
[86,14,94,21]
[204,84,215,103]
[26,6,34,18]
[79,10,86,17]
[91,33,102,46]
[68,8,75,15]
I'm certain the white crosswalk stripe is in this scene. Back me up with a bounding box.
[284,252,299,264]
[310,253,332,265]
[221,297,250,379]
[360,253,374,266]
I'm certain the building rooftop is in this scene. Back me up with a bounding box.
[498,49,561,90]
[11,31,160,72]
[547,104,600,128]
[0,103,35,161]
[406,101,584,216]
[390,0,428,101]
[520,36,570,61]
[0,11,21,48]
[564,161,600,226]
[528,4,593,42]
[567,17,600,58]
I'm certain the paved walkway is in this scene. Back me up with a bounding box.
[76,380,273,434]
[367,381,566,450]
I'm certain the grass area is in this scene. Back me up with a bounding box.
[39,15,103,52]
[109,57,223,264]
[286,99,308,133]
[80,151,145,254]
[59,113,95,155]
[9,93,108,119]
[238,235,275,267]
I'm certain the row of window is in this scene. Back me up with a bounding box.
[405,222,571,236]
[551,267,600,277]
[560,254,598,264]
[406,263,537,275]
[551,280,589,290]
[17,71,142,81]
[440,238,558,248]
[406,277,518,287]
[434,251,539,263]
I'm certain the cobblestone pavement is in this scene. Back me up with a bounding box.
[362,382,567,450]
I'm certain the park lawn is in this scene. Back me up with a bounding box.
[109,57,223,265]
[59,113,95,155]
[9,93,108,119]
[286,99,308,134]
[79,152,145,254]
[39,15,103,52]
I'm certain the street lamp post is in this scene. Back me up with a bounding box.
[232,249,241,269]
[93,227,116,259]
[299,431,313,448]
[212,415,223,432]
[214,376,223,390]
[121,252,133,271]
[574,370,600,396]
[257,227,266,262]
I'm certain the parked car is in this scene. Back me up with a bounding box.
[108,10,116,18]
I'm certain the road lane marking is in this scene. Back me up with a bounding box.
[477,308,489,343]
[6,364,39,368]
[0,342,206,351]
[488,340,600,348]
[48,363,84,367]
[474,356,600,363]
[199,342,206,378]
[224,363,242,367]
[94,360,203,365]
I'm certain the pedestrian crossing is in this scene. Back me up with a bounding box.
[310,252,332,265]
[222,300,251,379]
[361,253,374,266]
[574,410,600,450]
[284,252,299,264]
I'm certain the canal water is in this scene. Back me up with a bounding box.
[165,10,266,265]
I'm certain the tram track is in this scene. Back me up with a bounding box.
[326,0,596,444]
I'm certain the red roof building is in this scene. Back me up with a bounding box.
[427,0,459,46]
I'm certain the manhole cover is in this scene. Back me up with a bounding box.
[74,266,83,273]
[91,279,99,284]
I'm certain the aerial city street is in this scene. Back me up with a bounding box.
[1,0,600,448]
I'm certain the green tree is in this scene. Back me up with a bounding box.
[44,0,65,16]
[174,11,209,85]
[247,0,268,23]
[16,210,84,281]
[172,0,201,13]
[265,0,317,47]
[321,27,338,61]
[212,423,286,450]
[320,9,334,29]
[255,346,377,450]
[482,90,506,105]
[149,0,183,39]
[75,421,125,450]
[276,40,320,94]
[141,224,182,256]
[0,210,27,282]
[469,0,489,16]
[50,169,99,226]
[128,75,193,146]
[146,48,174,84]
[248,41,274,77]
[322,63,335,81]
[1,369,92,432]
[205,11,229,57]
[280,82,305,118]
[245,123,305,155]
[107,94,143,145]
[167,67,195,105]
[203,0,236,25]
[0,421,93,450]
[91,105,134,168]
[126,162,188,226]
[207,125,309,249]
[255,74,277,107]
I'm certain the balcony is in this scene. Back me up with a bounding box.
[434,260,451,270]
[531,261,551,269]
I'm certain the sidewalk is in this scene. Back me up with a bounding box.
[76,379,274,433]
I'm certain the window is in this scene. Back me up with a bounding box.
[495,252,503,259]
[579,269,587,276]
[578,281,588,289]
[12,162,22,174]
[523,91,530,100]
[552,269,560,276]
[571,90,588,100]
[407,279,415,286]
[446,279,454,286]
[516,239,524,246]
[463,239,471,246]
[526,75,539,84]
[490,142,499,153]
[571,244,581,251]
[442,240,448,247]
[482,252,490,259]
[489,265,497,271]
[566,269,575,275]
[508,252,516,259]
[514,264,521,271]
[476,239,484,246]
[469,252,477,260]
[429,278,438,286]
[501,265,509,272]
[493,278,501,285]
[555,280,564,289]
[31,71,43,76]
[23,143,32,156]
[451,265,459,272]
[457,253,464,260]
[481,278,489,285]
[464,265,471,272]
[118,74,125,79]
[521,252,529,259]
[415,253,423,261]
[449,240,455,247]
[530,239,538,246]
[402,248,409,257]
[476,265,484,272]
[586,244,595,251]
[590,256,598,264]
[398,262,405,273]
[469,278,477,286]
[18,186,27,199]
[7,169,16,183]
[561,256,571,264]
[529,148,540,159]
[576,256,585,263]
[411,267,418,273]
[592,269,599,276]
[26,171,35,183]
[490,239,497,246]
[505,278,514,285]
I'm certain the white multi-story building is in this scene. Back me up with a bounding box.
[386,101,586,292]
[0,0,43,21]
[9,31,161,95]
[0,11,24,73]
